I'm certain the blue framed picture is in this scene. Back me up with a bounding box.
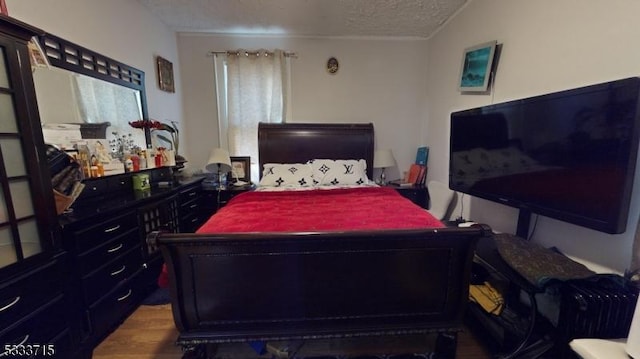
[458,41,497,92]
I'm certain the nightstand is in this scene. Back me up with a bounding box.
[202,183,255,213]
[385,184,429,208]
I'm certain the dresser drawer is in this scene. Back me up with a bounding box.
[0,259,65,330]
[179,196,201,215]
[44,328,75,358]
[71,211,138,254]
[82,247,143,304]
[180,212,207,233]
[107,174,133,192]
[0,295,68,355]
[79,179,110,199]
[87,272,146,339]
[76,227,139,275]
[178,185,201,206]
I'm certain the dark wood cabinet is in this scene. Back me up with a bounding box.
[58,173,207,356]
[386,185,429,208]
[0,254,75,357]
[62,206,147,352]
[138,195,179,257]
[0,16,76,359]
[178,181,208,233]
[202,184,254,213]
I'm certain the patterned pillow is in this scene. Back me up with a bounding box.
[308,159,369,186]
[259,163,314,187]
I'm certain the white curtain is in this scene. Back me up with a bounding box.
[213,49,289,182]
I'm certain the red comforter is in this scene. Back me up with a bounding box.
[197,187,444,233]
[158,187,443,287]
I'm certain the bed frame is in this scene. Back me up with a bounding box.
[148,123,492,358]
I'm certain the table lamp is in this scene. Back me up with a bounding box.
[205,148,232,188]
[374,149,395,185]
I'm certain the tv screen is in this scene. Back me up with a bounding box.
[450,77,640,234]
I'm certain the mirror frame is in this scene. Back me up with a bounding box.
[37,33,151,148]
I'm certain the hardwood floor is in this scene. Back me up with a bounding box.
[93,304,182,359]
[93,304,493,359]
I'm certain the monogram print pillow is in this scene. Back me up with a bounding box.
[308,159,369,186]
[259,163,314,187]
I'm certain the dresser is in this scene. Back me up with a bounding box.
[0,17,75,358]
[59,170,211,357]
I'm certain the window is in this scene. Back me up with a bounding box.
[213,49,292,182]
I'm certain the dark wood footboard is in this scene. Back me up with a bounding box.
[148,224,491,356]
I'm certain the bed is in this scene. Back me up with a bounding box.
[148,122,492,358]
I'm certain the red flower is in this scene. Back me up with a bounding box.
[128,119,165,129]
[128,120,147,129]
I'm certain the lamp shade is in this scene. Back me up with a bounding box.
[374,149,396,168]
[205,148,232,173]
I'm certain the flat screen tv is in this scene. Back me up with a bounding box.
[450,77,640,235]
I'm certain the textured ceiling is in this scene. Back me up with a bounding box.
[136,0,468,38]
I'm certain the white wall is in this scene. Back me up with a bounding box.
[426,0,640,273]
[6,0,183,150]
[178,34,430,176]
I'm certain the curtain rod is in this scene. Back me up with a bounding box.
[208,50,297,58]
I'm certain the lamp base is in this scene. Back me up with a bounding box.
[377,169,387,185]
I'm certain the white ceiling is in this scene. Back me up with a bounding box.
[136,0,468,38]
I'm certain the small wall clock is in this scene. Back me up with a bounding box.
[327,57,339,74]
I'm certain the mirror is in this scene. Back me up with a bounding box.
[33,33,150,176]
[34,67,146,146]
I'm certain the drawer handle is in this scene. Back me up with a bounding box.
[117,289,132,302]
[107,243,124,253]
[110,265,126,276]
[104,224,121,233]
[0,334,30,357]
[190,218,198,223]
[0,296,20,312]
[189,204,198,209]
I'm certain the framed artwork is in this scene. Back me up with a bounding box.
[156,56,175,93]
[229,156,251,184]
[458,40,497,92]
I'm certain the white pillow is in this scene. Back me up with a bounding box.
[259,163,314,187]
[308,159,369,186]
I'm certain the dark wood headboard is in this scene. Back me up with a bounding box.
[258,122,375,179]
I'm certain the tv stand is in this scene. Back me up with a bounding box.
[468,235,554,359]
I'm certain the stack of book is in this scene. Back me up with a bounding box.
[389,146,429,187]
